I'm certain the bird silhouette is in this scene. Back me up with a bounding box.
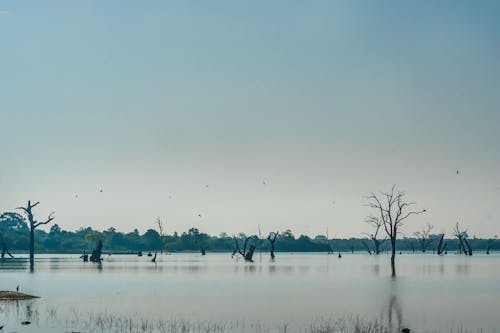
[198,214,202,218]
[456,170,459,175]
[401,328,411,333]
[99,189,103,193]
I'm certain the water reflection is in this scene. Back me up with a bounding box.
[387,294,402,329]
[0,253,499,332]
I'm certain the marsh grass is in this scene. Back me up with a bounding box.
[0,306,485,333]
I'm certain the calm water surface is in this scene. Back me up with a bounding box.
[1,252,499,332]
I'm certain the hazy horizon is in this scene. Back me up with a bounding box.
[1,1,500,238]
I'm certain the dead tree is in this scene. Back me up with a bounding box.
[453,222,472,256]
[1,240,14,258]
[267,231,278,259]
[155,217,165,253]
[436,233,447,255]
[325,227,334,254]
[366,185,426,276]
[413,223,434,252]
[90,240,103,262]
[364,216,387,255]
[16,200,55,267]
[233,236,256,262]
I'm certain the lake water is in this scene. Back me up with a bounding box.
[1,252,499,332]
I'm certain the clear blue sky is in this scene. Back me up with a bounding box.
[1,1,499,237]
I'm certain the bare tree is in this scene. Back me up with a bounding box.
[413,223,434,252]
[233,235,256,262]
[453,222,472,256]
[366,186,426,276]
[16,200,55,267]
[155,217,164,253]
[267,231,278,260]
[364,216,387,255]
[325,227,334,254]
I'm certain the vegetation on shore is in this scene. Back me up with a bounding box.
[1,211,499,254]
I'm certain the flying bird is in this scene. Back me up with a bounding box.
[198,214,202,218]
[99,189,103,193]
[456,170,459,175]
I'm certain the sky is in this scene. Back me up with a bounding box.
[1,1,500,238]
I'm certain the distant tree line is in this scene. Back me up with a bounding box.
[1,211,499,254]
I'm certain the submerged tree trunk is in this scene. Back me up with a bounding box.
[463,238,473,256]
[437,234,446,255]
[244,245,256,262]
[390,238,396,277]
[234,236,256,262]
[90,240,103,262]
[29,228,35,267]
[267,232,278,260]
[1,241,14,258]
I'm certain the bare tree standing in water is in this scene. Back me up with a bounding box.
[17,200,55,269]
[267,231,278,260]
[156,217,164,253]
[366,186,426,276]
[364,216,387,255]
[453,222,472,256]
[413,223,434,252]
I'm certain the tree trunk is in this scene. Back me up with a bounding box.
[373,239,380,255]
[437,234,445,255]
[1,241,14,258]
[244,245,256,262]
[90,240,103,262]
[463,238,472,256]
[29,227,35,266]
[390,238,396,276]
